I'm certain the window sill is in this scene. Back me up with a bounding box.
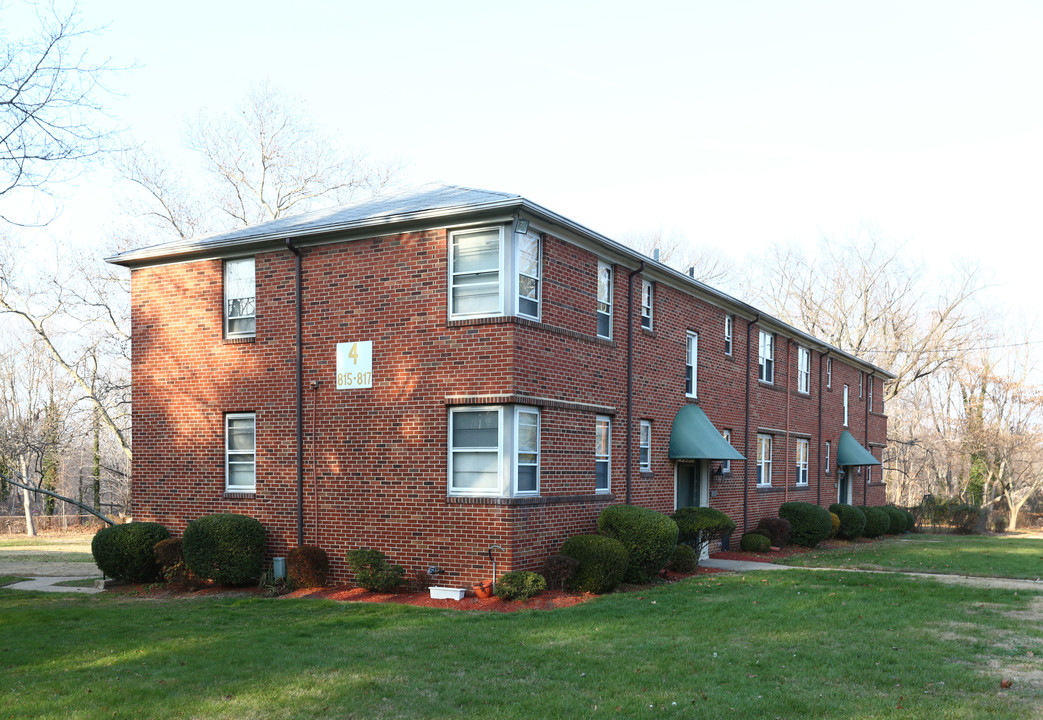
[223,336,255,345]
[639,469,653,477]
[446,493,616,506]
[223,491,256,499]
[447,315,612,346]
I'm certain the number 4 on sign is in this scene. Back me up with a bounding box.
[336,341,373,390]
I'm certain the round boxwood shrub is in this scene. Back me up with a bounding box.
[829,512,841,539]
[756,516,792,547]
[541,554,579,591]
[882,506,908,534]
[91,522,170,582]
[672,507,736,551]
[740,532,771,552]
[495,571,547,601]
[779,502,833,548]
[287,545,329,588]
[829,503,867,540]
[901,508,917,533]
[597,504,678,583]
[182,513,266,586]
[560,534,628,594]
[860,506,890,538]
[345,548,405,592]
[670,543,698,573]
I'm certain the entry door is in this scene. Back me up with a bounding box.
[676,461,710,558]
[838,467,851,504]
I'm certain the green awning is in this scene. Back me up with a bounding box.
[837,430,880,466]
[669,404,745,461]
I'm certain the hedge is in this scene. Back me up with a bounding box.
[345,548,404,592]
[597,504,678,583]
[183,513,266,586]
[495,571,546,600]
[756,517,792,547]
[672,507,736,554]
[829,503,867,540]
[779,502,833,548]
[92,522,170,582]
[740,532,771,552]
[882,506,908,534]
[670,544,698,573]
[861,506,890,538]
[560,534,628,594]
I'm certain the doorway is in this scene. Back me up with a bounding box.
[675,461,710,558]
[838,466,852,505]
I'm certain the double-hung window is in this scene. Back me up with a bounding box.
[595,415,611,493]
[859,373,864,398]
[224,258,256,338]
[450,227,503,318]
[758,331,774,383]
[756,434,772,486]
[826,357,832,388]
[597,262,613,339]
[721,429,732,474]
[868,377,874,412]
[795,438,809,486]
[824,440,831,475]
[515,408,540,495]
[641,280,653,330]
[517,228,541,319]
[724,315,733,356]
[797,347,810,394]
[449,406,541,497]
[639,420,652,472]
[226,413,256,491]
[685,332,698,398]
[843,385,849,426]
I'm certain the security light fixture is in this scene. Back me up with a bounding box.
[513,217,529,234]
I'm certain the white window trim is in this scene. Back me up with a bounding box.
[868,376,874,412]
[797,346,811,394]
[515,228,541,321]
[449,226,505,321]
[758,331,774,384]
[843,385,849,427]
[448,406,504,497]
[513,407,540,496]
[796,438,809,486]
[597,261,613,339]
[859,373,864,398]
[641,279,653,330]
[826,357,832,389]
[721,429,732,474]
[225,412,256,492]
[639,420,652,472]
[685,331,699,398]
[757,434,772,487]
[724,315,733,356]
[224,257,256,339]
[824,440,831,475]
[595,415,612,493]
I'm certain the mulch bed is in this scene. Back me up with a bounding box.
[711,538,855,564]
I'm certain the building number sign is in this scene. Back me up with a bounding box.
[336,341,373,389]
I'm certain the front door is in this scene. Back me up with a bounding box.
[838,467,852,504]
[675,461,710,558]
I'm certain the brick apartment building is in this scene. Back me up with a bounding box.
[109,183,890,585]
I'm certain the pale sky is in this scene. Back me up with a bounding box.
[13,0,1043,322]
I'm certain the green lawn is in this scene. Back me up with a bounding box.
[52,577,102,587]
[0,575,30,587]
[780,534,1043,579]
[1,571,1040,719]
[0,534,95,564]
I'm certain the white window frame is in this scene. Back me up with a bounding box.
[595,415,611,493]
[859,372,864,398]
[868,376,874,412]
[796,438,809,486]
[826,357,832,389]
[516,227,541,321]
[843,385,849,427]
[449,226,504,320]
[225,413,256,491]
[224,257,256,339]
[724,315,733,356]
[756,434,772,487]
[867,465,873,484]
[797,346,811,394]
[685,331,698,398]
[721,429,732,474]
[597,261,613,339]
[758,331,774,384]
[641,280,653,330]
[639,420,652,472]
[449,406,504,496]
[514,407,540,496]
[824,440,831,475]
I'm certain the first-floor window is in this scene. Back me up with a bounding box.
[595,415,611,493]
[796,438,809,486]
[226,413,256,490]
[515,408,540,495]
[639,420,652,471]
[824,440,831,475]
[721,429,733,474]
[449,406,541,497]
[756,434,772,486]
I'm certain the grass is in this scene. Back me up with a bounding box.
[780,534,1043,579]
[0,534,95,564]
[52,577,102,587]
[0,575,30,587]
[1,571,1040,719]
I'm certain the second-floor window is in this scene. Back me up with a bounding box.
[721,429,732,474]
[843,385,850,426]
[641,280,653,330]
[517,228,541,320]
[450,227,503,318]
[758,331,774,383]
[826,357,832,388]
[724,315,733,356]
[686,332,698,398]
[868,376,874,412]
[798,346,811,394]
[224,257,256,338]
[825,440,831,475]
[597,261,613,339]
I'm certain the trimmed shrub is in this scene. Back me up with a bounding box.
[597,504,678,583]
[345,548,405,592]
[182,513,266,586]
[92,522,170,582]
[672,507,736,555]
[949,503,983,534]
[829,512,841,539]
[902,508,918,533]
[882,506,908,534]
[541,554,579,591]
[287,545,329,588]
[740,532,771,552]
[756,517,792,547]
[670,543,698,573]
[495,571,547,601]
[829,503,867,540]
[861,506,890,538]
[154,537,188,585]
[779,502,833,548]
[560,534,628,594]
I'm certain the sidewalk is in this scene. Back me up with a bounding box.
[5,576,103,594]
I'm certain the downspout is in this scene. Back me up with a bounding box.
[285,239,305,546]
[817,350,829,507]
[784,339,791,503]
[744,314,759,532]
[625,261,645,505]
[864,373,873,506]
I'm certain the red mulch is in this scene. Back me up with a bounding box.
[711,538,854,564]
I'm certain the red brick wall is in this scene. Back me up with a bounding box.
[130,224,888,585]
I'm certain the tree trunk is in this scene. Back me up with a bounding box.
[19,455,35,537]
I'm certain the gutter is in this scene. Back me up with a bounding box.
[625,261,645,504]
[285,239,305,546]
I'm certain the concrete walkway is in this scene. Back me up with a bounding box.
[701,558,796,572]
[5,576,103,594]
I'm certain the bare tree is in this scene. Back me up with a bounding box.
[619,227,734,287]
[0,1,114,224]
